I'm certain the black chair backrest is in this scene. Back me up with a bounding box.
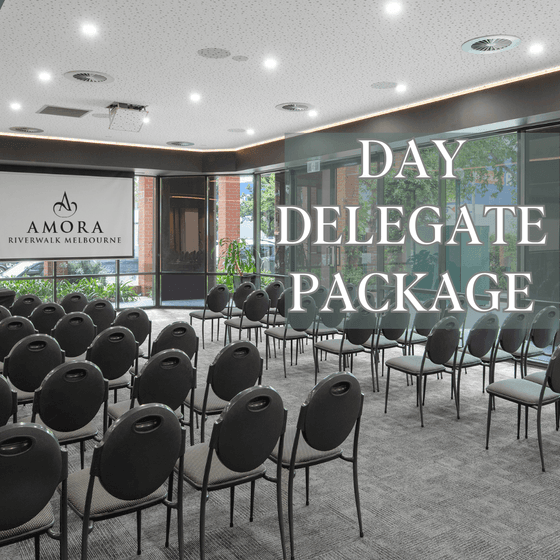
[95,404,182,501]
[233,282,255,310]
[209,340,262,401]
[546,345,560,393]
[530,305,559,349]
[301,372,362,451]
[379,306,410,341]
[0,305,11,321]
[151,321,198,360]
[114,307,151,346]
[52,311,96,358]
[0,423,64,531]
[34,361,106,432]
[311,285,329,309]
[4,334,64,393]
[29,302,66,335]
[83,298,116,333]
[465,313,500,359]
[207,284,230,313]
[344,306,376,345]
[136,349,195,411]
[213,386,285,473]
[0,316,36,363]
[319,298,346,329]
[0,289,16,309]
[426,316,460,365]
[442,295,468,327]
[11,294,42,318]
[287,295,317,332]
[412,300,441,337]
[86,326,138,381]
[0,376,16,427]
[243,289,270,322]
[60,291,88,313]
[265,281,285,309]
[499,312,531,354]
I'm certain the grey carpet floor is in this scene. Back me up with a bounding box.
[3,308,560,560]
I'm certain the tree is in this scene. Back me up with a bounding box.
[239,175,277,238]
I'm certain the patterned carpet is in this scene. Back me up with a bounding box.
[3,308,560,560]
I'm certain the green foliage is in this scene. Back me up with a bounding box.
[0,279,54,301]
[240,175,276,238]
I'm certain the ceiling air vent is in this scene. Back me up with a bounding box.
[197,48,231,59]
[276,102,311,112]
[371,81,398,90]
[462,35,521,54]
[9,127,44,134]
[167,141,194,147]
[64,70,114,83]
[37,106,91,118]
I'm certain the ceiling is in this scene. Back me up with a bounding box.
[1,0,560,151]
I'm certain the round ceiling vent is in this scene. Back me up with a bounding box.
[462,35,521,54]
[166,141,194,147]
[371,81,398,90]
[276,102,311,112]
[9,126,44,134]
[227,128,246,133]
[232,55,248,62]
[64,70,114,83]
[197,48,231,59]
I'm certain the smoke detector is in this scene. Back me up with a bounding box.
[108,103,148,132]
[64,70,114,83]
[276,102,312,112]
[462,35,521,54]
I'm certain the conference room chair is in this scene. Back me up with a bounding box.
[261,280,286,327]
[265,291,316,377]
[60,291,88,313]
[66,404,186,560]
[0,305,11,321]
[11,294,42,318]
[52,312,97,360]
[83,298,116,334]
[3,333,64,420]
[0,288,16,309]
[396,299,439,356]
[269,372,364,560]
[184,340,262,442]
[151,320,199,369]
[442,295,468,345]
[223,288,269,346]
[0,315,36,375]
[113,307,152,358]
[29,302,66,335]
[86,326,138,407]
[0,423,68,560]
[223,280,255,320]
[313,305,375,385]
[189,283,230,349]
[29,361,107,469]
[107,349,195,444]
[385,316,461,427]
[446,313,500,418]
[305,285,337,339]
[486,345,560,472]
[0,375,16,426]
[179,386,287,560]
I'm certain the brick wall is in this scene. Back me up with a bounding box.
[217,176,241,264]
[137,177,155,295]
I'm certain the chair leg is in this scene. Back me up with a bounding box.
[136,509,142,555]
[276,469,287,560]
[250,480,255,522]
[384,368,391,414]
[230,486,235,527]
[418,375,425,427]
[485,395,493,449]
[525,406,529,439]
[283,341,287,378]
[34,535,40,560]
[80,441,85,469]
[265,336,269,370]
[288,465,296,560]
[517,404,521,439]
[305,466,310,506]
[165,472,174,547]
[202,321,205,350]
[352,456,364,538]
[200,488,207,560]
[537,405,545,472]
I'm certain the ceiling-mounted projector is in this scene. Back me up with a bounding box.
[108,102,148,132]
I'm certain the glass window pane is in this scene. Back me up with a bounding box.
[118,275,151,308]
[161,274,206,307]
[0,278,54,302]
[56,259,115,276]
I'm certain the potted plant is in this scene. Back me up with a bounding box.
[218,238,257,290]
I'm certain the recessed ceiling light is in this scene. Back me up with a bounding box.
[9,126,43,134]
[167,141,194,147]
[10,102,21,111]
[263,58,278,69]
[143,116,150,124]
[371,81,398,90]
[396,84,407,93]
[38,71,51,82]
[190,93,201,102]
[247,129,255,135]
[81,23,98,36]
[309,110,318,117]
[228,128,246,133]
[529,43,544,55]
[385,2,403,15]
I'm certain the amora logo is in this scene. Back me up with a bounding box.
[53,191,77,218]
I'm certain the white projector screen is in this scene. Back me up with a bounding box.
[0,171,134,260]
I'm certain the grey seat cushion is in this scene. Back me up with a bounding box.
[184,386,227,414]
[314,339,363,354]
[486,378,560,405]
[12,384,34,404]
[181,442,265,489]
[385,355,445,375]
[223,307,242,318]
[446,350,482,368]
[523,371,546,385]
[108,372,131,389]
[66,468,167,520]
[363,335,398,350]
[107,400,182,421]
[265,327,308,340]
[512,343,545,359]
[0,504,54,540]
[481,349,512,363]
[261,314,286,326]
[190,310,224,320]
[397,332,427,346]
[224,317,264,329]
[270,425,341,467]
[18,415,98,444]
[305,324,339,337]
